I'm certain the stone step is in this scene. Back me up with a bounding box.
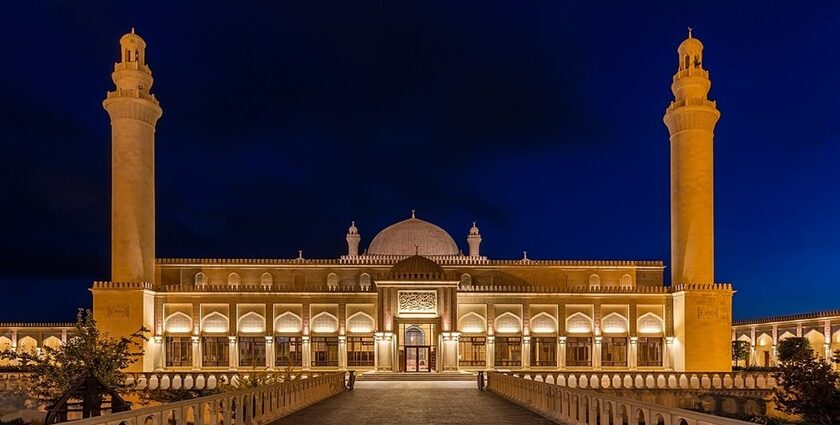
[356,372,477,382]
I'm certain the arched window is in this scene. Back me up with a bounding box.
[260,272,273,286]
[310,312,338,333]
[327,273,339,290]
[194,272,206,286]
[637,312,664,334]
[459,312,486,333]
[588,274,600,289]
[359,273,372,291]
[228,272,241,287]
[620,274,632,288]
[495,312,522,334]
[238,312,265,333]
[601,313,628,334]
[460,273,472,287]
[405,326,425,345]
[566,312,593,334]
[164,312,192,333]
[683,55,690,70]
[202,312,229,334]
[346,312,375,333]
[530,313,557,334]
[274,312,302,333]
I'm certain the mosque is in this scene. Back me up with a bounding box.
[0,30,743,374]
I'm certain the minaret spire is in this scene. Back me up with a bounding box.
[102,29,162,284]
[346,221,361,256]
[663,31,720,285]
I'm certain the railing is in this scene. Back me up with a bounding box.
[57,372,346,425]
[487,372,752,425]
[506,371,775,391]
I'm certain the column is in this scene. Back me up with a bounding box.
[154,336,164,370]
[664,337,673,370]
[302,336,311,370]
[593,336,602,370]
[824,321,832,361]
[487,336,495,369]
[558,336,566,369]
[302,303,311,370]
[749,326,757,367]
[266,336,275,369]
[522,336,530,370]
[487,303,495,370]
[629,337,638,370]
[192,336,201,370]
[228,336,237,369]
[338,304,347,370]
[771,325,778,366]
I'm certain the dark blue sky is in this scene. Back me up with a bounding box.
[1,3,838,322]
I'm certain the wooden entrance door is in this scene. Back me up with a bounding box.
[404,345,431,372]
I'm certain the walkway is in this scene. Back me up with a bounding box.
[271,381,555,425]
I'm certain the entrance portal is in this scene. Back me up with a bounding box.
[398,323,436,372]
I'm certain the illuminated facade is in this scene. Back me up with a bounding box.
[733,310,840,368]
[9,30,738,373]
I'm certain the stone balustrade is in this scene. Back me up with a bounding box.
[487,372,752,425]
[0,371,331,392]
[57,372,346,425]
[505,371,775,391]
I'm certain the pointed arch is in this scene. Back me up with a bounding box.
[17,336,38,354]
[274,312,302,333]
[566,312,593,334]
[327,273,339,290]
[228,272,241,286]
[494,312,522,334]
[459,312,486,333]
[637,312,664,335]
[201,312,229,334]
[601,312,629,334]
[164,312,193,333]
[346,312,375,333]
[779,331,796,341]
[194,272,206,286]
[530,312,557,334]
[42,336,62,350]
[460,273,472,287]
[619,274,632,288]
[588,274,600,289]
[756,333,773,347]
[310,311,339,334]
[359,273,372,291]
[238,312,265,333]
[260,273,273,286]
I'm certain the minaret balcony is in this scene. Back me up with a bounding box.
[666,98,717,112]
[672,67,709,82]
[106,89,159,104]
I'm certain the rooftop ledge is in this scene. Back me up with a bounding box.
[155,257,665,267]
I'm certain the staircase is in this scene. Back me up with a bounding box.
[356,372,476,382]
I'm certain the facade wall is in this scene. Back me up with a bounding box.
[732,310,840,367]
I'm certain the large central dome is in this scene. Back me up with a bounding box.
[367,217,460,256]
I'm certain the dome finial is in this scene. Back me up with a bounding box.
[131,27,136,34]
[415,245,419,255]
[411,209,416,218]
[687,27,693,39]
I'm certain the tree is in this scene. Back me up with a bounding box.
[774,337,840,425]
[731,340,751,368]
[0,309,147,404]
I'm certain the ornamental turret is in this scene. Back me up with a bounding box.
[346,221,361,256]
[467,222,481,257]
[663,29,720,285]
[102,29,162,284]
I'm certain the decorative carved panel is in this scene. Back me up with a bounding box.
[397,290,437,314]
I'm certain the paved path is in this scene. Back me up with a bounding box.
[271,381,555,425]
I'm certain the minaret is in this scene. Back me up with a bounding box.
[102,29,162,284]
[467,222,481,257]
[346,221,360,256]
[663,29,720,285]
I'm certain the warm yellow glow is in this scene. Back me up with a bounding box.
[566,313,592,334]
[238,312,265,333]
[202,313,229,334]
[274,312,302,333]
[530,313,556,334]
[495,313,521,334]
[311,312,338,333]
[347,312,374,333]
[459,312,486,333]
[164,313,192,333]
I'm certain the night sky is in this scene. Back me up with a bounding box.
[1,3,838,322]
